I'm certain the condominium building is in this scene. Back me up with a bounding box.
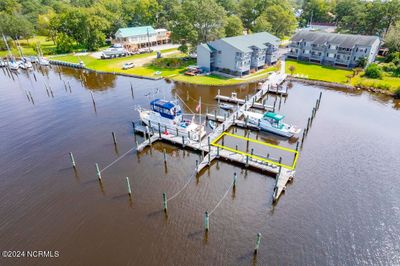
[288,31,380,68]
[197,32,280,76]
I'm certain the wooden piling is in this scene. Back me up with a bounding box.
[204,211,209,231]
[162,192,167,211]
[254,233,262,254]
[95,163,102,180]
[69,152,76,167]
[233,172,237,188]
[126,177,132,196]
[163,148,167,163]
[112,132,117,145]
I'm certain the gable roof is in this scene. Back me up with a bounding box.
[291,31,379,48]
[198,43,216,53]
[116,26,156,38]
[213,32,280,53]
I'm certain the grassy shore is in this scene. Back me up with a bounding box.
[285,59,400,93]
[171,66,276,86]
[53,49,277,85]
[52,48,183,78]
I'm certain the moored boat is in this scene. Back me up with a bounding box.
[243,111,301,138]
[138,99,206,141]
[219,103,235,111]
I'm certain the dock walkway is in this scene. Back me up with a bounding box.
[135,72,294,202]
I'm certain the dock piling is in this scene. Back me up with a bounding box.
[69,152,76,168]
[95,163,102,180]
[112,132,117,145]
[204,211,209,231]
[254,233,262,255]
[163,192,167,211]
[126,177,132,196]
[163,148,167,163]
[233,172,237,188]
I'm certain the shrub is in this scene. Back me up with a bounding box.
[364,64,383,79]
[289,65,296,75]
[356,56,367,68]
[150,58,184,69]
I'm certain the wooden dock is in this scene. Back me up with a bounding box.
[135,72,294,202]
[215,94,273,111]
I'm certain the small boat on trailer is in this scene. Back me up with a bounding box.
[138,99,206,141]
[243,111,301,138]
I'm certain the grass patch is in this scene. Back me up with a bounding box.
[285,59,353,83]
[0,36,56,57]
[172,66,276,86]
[352,75,400,93]
[51,48,181,76]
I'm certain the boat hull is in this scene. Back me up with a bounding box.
[139,109,206,141]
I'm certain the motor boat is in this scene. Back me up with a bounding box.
[9,61,19,71]
[138,99,206,141]
[219,103,235,111]
[243,111,301,138]
[38,57,50,66]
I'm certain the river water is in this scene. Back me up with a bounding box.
[0,66,399,265]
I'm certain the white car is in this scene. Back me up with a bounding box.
[122,62,135,70]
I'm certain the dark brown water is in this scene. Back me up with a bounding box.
[0,66,399,265]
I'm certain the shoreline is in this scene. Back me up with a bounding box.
[287,76,396,97]
[48,60,398,97]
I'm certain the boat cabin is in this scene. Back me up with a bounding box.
[150,99,182,119]
[263,112,285,128]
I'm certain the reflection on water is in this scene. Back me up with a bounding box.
[0,66,399,265]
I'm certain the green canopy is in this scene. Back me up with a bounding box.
[263,112,285,121]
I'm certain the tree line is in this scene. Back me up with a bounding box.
[0,0,400,53]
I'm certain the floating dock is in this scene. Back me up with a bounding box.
[135,72,294,202]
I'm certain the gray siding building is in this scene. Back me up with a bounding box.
[197,32,280,76]
[288,31,380,68]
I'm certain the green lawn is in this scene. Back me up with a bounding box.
[285,59,353,83]
[51,48,181,76]
[172,66,276,86]
[0,36,56,57]
[285,59,400,93]
[352,75,400,92]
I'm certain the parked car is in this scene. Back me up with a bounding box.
[122,62,135,70]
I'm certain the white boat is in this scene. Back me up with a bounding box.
[219,103,235,111]
[208,120,217,129]
[18,60,32,70]
[138,99,206,141]
[102,44,128,58]
[9,61,19,71]
[243,111,301,138]
[0,60,6,67]
[38,57,50,66]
